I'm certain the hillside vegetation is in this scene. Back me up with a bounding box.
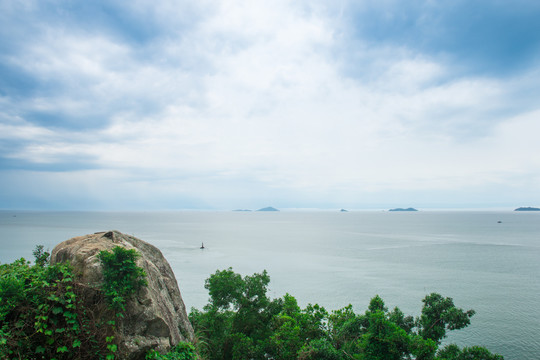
[0,249,503,359]
[189,268,503,360]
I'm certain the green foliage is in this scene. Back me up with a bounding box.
[32,244,50,267]
[190,268,283,359]
[0,245,153,360]
[328,304,364,356]
[358,297,437,360]
[146,341,197,360]
[97,246,147,313]
[205,267,245,310]
[190,268,504,360]
[268,294,330,360]
[298,338,343,360]
[418,293,475,344]
[2,243,503,360]
[437,344,504,360]
[97,246,148,359]
[0,246,112,359]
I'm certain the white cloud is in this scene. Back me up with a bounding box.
[2,0,540,209]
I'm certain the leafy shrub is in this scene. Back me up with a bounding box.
[97,246,148,359]
[146,341,197,360]
[0,247,112,359]
[0,245,150,360]
[97,246,147,314]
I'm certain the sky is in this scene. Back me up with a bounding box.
[1,0,540,210]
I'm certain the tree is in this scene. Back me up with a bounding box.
[32,245,50,267]
[190,268,283,360]
[437,344,504,360]
[268,294,329,360]
[190,269,503,360]
[360,296,436,360]
[205,267,244,310]
[298,338,343,360]
[328,304,363,355]
[418,293,475,344]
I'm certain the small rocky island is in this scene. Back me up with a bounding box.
[257,206,279,211]
[388,207,418,212]
[340,209,348,212]
[514,207,540,211]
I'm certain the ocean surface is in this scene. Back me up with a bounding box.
[0,210,539,359]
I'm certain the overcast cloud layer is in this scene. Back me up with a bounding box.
[1,0,540,210]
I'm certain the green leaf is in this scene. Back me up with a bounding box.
[52,307,63,315]
[72,339,82,348]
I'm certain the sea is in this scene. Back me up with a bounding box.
[0,210,539,359]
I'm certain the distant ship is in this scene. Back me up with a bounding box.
[200,242,205,249]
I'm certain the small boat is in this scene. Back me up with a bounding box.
[497,221,502,223]
[200,242,205,249]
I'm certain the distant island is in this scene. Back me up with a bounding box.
[233,209,252,212]
[340,209,348,212]
[256,207,279,212]
[388,208,418,212]
[514,207,540,211]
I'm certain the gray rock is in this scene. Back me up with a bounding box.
[50,230,194,359]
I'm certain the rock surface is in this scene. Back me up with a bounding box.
[50,230,194,359]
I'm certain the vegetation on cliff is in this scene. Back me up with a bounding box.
[1,247,504,360]
[0,246,111,359]
[0,246,151,359]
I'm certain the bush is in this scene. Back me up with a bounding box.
[146,341,197,360]
[97,246,147,314]
[0,245,150,360]
[0,248,111,359]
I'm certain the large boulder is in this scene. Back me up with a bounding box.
[50,230,194,359]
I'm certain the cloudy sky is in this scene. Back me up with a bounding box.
[1,0,540,210]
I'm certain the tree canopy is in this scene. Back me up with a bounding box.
[189,268,503,360]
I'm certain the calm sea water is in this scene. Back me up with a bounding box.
[1,210,539,359]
